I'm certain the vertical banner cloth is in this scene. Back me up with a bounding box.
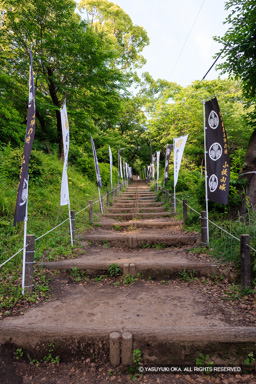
[60,100,70,206]
[152,155,156,180]
[120,155,123,180]
[109,146,113,188]
[91,137,102,187]
[174,135,188,187]
[14,51,36,225]
[164,144,173,184]
[156,151,160,184]
[205,97,230,204]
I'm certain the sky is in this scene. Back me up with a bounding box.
[111,0,229,87]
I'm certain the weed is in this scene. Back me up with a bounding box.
[196,353,214,374]
[117,217,122,221]
[108,264,121,277]
[129,349,142,381]
[103,240,109,248]
[114,224,121,231]
[152,243,165,250]
[141,242,150,249]
[123,274,136,285]
[16,348,24,360]
[223,284,255,301]
[43,342,60,364]
[244,352,255,371]
[179,269,197,282]
[128,225,133,231]
[70,267,86,282]
[94,275,104,282]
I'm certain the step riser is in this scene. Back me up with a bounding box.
[103,213,172,219]
[98,222,182,230]
[107,208,166,213]
[1,329,255,365]
[40,263,218,277]
[82,236,198,248]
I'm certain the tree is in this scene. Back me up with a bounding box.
[215,0,256,210]
[78,0,149,71]
[1,0,126,157]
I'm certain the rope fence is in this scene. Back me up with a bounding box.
[162,188,256,253]
[0,182,125,269]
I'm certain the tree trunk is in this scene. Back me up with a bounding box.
[240,129,256,214]
[36,110,53,154]
[47,67,63,159]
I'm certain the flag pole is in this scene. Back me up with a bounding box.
[203,100,209,245]
[173,139,176,213]
[21,188,28,295]
[68,201,73,246]
[98,186,103,213]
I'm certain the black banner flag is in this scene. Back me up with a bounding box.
[91,136,102,187]
[205,97,230,204]
[164,144,173,183]
[14,51,36,225]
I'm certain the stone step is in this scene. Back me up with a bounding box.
[80,233,199,248]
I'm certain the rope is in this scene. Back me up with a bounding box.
[0,184,121,269]
[0,247,24,268]
[35,218,69,242]
[76,204,90,216]
[172,194,256,251]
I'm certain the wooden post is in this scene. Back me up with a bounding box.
[183,199,187,221]
[109,332,120,367]
[121,332,133,365]
[107,190,110,206]
[24,234,35,293]
[89,200,93,223]
[112,189,114,201]
[201,211,208,246]
[240,234,251,289]
[71,210,75,243]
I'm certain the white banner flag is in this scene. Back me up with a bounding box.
[173,135,188,187]
[60,99,70,206]
[156,151,160,184]
[125,162,128,180]
[109,145,113,188]
[120,155,123,180]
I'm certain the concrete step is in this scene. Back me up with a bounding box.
[80,232,199,248]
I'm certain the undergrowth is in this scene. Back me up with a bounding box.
[0,147,120,311]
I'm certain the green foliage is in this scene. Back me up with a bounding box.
[108,263,121,277]
[43,342,60,364]
[179,269,197,282]
[123,274,136,285]
[196,353,214,374]
[129,349,142,381]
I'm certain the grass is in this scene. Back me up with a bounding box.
[0,148,120,312]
